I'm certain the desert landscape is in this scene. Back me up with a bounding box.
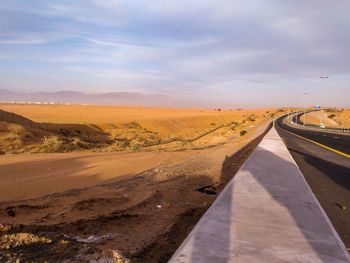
[1,1,350,262]
[0,104,280,262]
[0,104,279,154]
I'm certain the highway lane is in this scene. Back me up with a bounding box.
[278,115,350,155]
[276,116,350,248]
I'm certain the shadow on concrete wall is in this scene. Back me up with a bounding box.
[186,128,348,262]
[187,125,272,262]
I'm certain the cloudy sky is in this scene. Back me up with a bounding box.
[0,0,349,107]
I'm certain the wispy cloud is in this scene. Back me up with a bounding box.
[0,0,349,106]
[0,39,47,45]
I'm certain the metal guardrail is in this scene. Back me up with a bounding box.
[284,112,350,134]
[299,125,350,134]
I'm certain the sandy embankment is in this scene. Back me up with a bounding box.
[0,122,272,262]
[0,105,276,262]
[0,104,276,153]
[301,110,350,128]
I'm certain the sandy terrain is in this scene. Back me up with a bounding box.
[0,104,278,154]
[0,151,191,202]
[0,104,279,262]
[301,109,350,128]
[0,104,270,130]
[0,122,272,262]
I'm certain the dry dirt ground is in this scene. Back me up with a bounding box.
[0,105,278,262]
[301,109,350,128]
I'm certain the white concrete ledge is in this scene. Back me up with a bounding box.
[170,125,350,263]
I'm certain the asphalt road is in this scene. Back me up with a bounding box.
[280,115,350,155]
[275,116,350,248]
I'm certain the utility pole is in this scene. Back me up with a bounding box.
[303,93,309,126]
[295,99,300,124]
[320,76,329,128]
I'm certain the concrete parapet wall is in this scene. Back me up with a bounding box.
[170,125,350,262]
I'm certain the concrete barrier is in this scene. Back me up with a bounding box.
[170,124,350,262]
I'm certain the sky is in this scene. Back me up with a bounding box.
[0,0,349,107]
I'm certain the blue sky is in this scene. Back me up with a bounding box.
[0,0,349,107]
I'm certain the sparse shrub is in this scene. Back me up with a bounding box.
[247,115,256,122]
[8,124,25,135]
[240,130,247,136]
[129,139,142,152]
[328,114,336,119]
[71,137,89,149]
[230,121,239,130]
[7,124,33,139]
[103,140,128,152]
[114,139,129,148]
[0,148,5,155]
[42,136,62,152]
[217,108,221,111]
[210,123,216,126]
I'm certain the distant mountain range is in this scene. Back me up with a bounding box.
[0,89,196,107]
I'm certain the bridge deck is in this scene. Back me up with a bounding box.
[170,125,350,262]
